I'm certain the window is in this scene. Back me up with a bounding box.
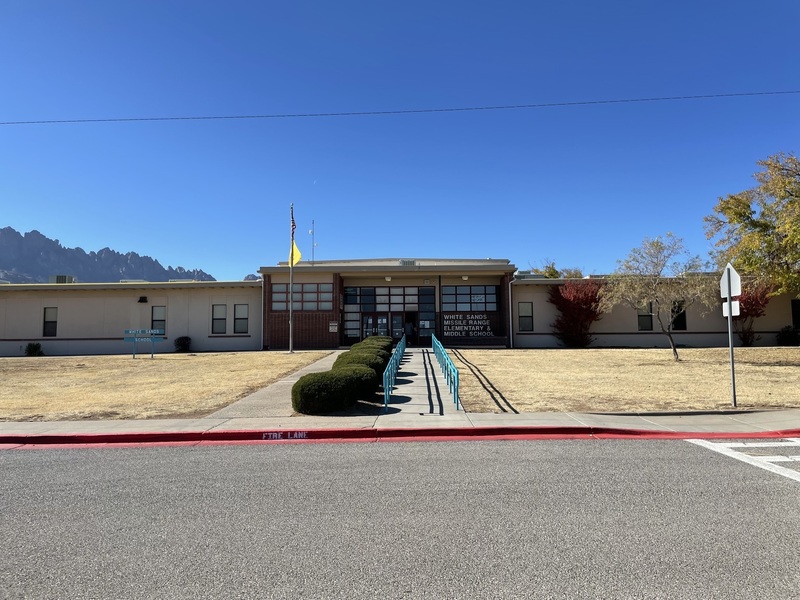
[671,300,687,331]
[343,286,434,315]
[212,304,227,334]
[151,306,166,334]
[518,302,533,332]
[43,307,58,337]
[272,283,333,311]
[442,285,498,312]
[637,303,653,331]
[234,304,249,334]
[792,299,800,329]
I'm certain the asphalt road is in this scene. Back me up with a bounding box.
[1,440,799,599]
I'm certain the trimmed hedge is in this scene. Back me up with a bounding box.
[333,350,385,375]
[342,346,390,369]
[352,336,393,354]
[292,364,381,414]
[174,336,192,353]
[333,364,381,399]
[290,337,396,414]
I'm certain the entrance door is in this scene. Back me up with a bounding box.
[391,314,404,342]
[362,314,389,339]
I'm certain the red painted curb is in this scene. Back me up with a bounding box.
[1,426,799,447]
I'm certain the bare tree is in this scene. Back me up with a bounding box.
[602,233,717,361]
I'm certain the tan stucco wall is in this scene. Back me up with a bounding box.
[511,281,797,349]
[0,284,262,356]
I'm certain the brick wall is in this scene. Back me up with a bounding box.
[266,311,339,350]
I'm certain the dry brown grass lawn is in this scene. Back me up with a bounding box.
[0,351,330,421]
[3,347,799,422]
[449,347,800,413]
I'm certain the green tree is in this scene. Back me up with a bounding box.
[601,233,716,361]
[530,259,584,279]
[704,153,800,296]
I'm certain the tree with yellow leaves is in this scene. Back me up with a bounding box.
[705,153,800,296]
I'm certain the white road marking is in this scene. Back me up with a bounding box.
[719,440,800,448]
[687,439,800,484]
[758,455,800,463]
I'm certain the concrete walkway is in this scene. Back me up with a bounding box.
[2,348,800,444]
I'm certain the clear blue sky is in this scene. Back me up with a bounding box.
[2,1,798,280]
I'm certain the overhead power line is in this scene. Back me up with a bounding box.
[1,90,798,126]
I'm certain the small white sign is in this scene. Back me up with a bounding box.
[722,300,740,317]
[720,263,742,298]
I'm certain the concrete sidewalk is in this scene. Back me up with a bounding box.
[2,348,800,445]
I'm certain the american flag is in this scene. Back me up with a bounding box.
[291,204,296,239]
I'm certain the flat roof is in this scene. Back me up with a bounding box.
[0,280,262,292]
[260,257,516,276]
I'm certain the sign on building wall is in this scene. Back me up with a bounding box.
[442,313,496,338]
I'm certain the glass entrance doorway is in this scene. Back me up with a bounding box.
[361,314,389,339]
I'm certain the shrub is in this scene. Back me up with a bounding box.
[776,326,800,346]
[333,364,381,399]
[547,280,604,348]
[347,345,390,369]
[291,369,364,414]
[333,350,385,375]
[174,336,192,353]
[24,342,44,357]
[354,336,393,353]
[733,283,771,346]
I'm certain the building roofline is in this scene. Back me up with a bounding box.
[0,280,262,292]
[260,257,516,276]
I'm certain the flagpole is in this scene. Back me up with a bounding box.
[289,204,294,353]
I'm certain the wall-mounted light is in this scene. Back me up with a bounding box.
[385,276,392,282]
[462,275,469,281]
[138,296,148,303]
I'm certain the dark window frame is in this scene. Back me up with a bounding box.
[271,283,334,312]
[671,300,687,331]
[212,304,227,335]
[151,305,166,335]
[43,307,58,337]
[518,301,533,332]
[234,304,249,334]
[637,302,653,331]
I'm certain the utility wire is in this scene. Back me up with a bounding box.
[1,90,798,126]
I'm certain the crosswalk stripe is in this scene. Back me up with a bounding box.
[687,439,800,484]
[759,456,800,463]
[719,441,800,449]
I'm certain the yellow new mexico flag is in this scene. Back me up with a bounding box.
[289,204,302,266]
[289,239,302,266]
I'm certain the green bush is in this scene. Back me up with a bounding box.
[174,336,192,353]
[24,342,44,357]
[776,326,800,346]
[291,368,375,414]
[333,364,381,399]
[291,342,398,414]
[353,336,393,353]
[347,345,390,369]
[333,350,385,375]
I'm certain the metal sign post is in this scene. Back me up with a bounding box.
[124,329,166,359]
[719,263,741,407]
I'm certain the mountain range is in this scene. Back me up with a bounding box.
[0,227,217,283]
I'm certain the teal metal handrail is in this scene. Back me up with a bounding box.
[431,334,459,410]
[382,334,407,412]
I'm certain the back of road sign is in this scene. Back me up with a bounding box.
[720,263,741,298]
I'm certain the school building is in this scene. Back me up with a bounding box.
[0,257,798,356]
